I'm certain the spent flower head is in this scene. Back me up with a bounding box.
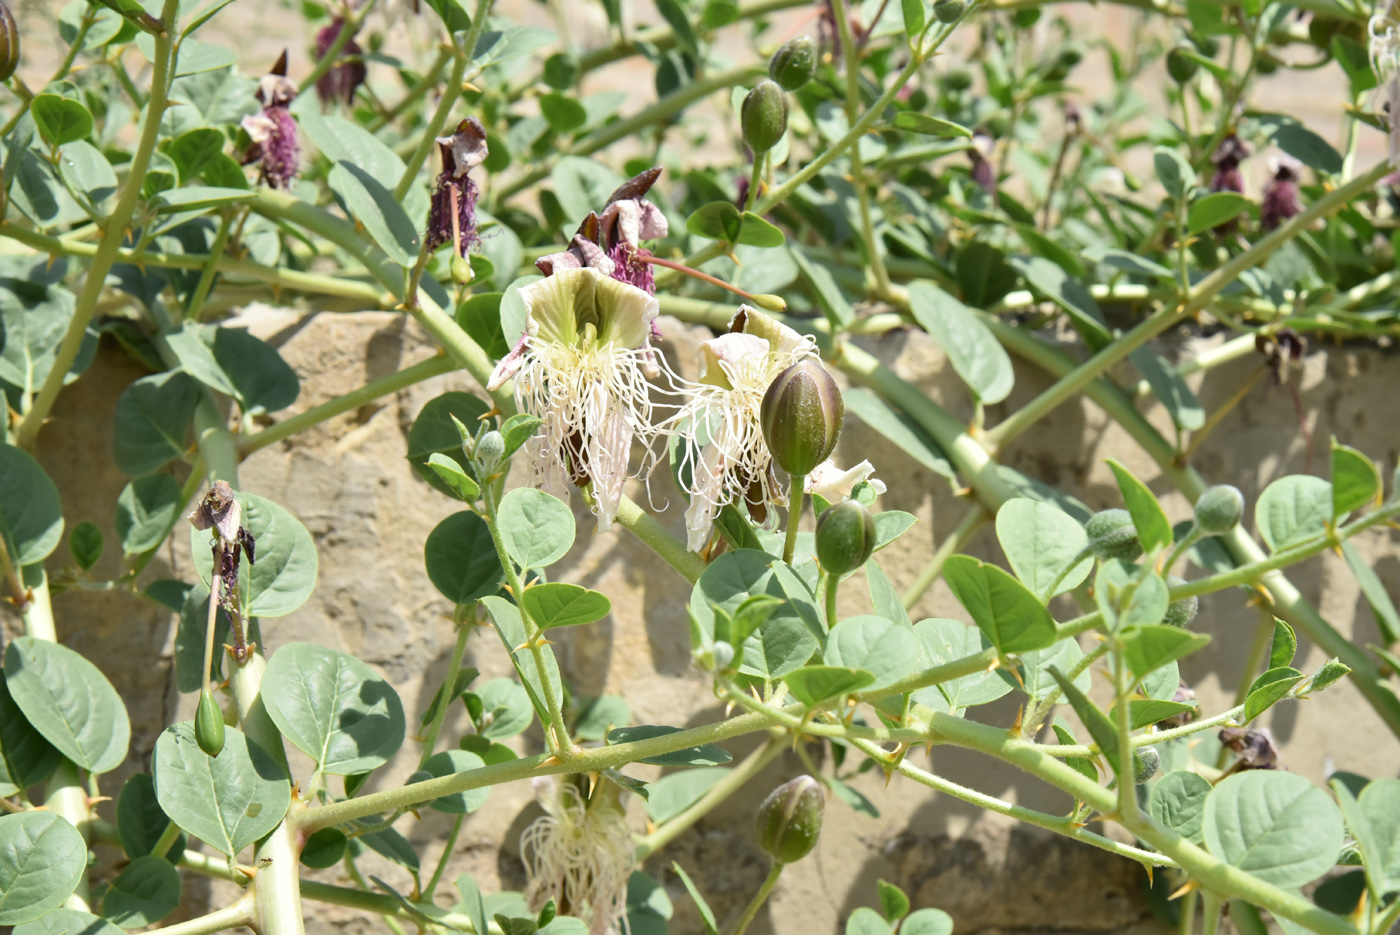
[598,167,669,296]
[487,266,665,532]
[426,118,489,257]
[241,52,301,190]
[313,17,367,108]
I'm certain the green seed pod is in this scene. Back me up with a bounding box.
[1133,746,1160,783]
[769,37,817,91]
[473,430,505,475]
[934,0,966,23]
[450,254,475,286]
[1085,509,1143,562]
[760,360,844,477]
[741,79,789,155]
[196,689,225,758]
[756,775,824,863]
[816,501,877,576]
[1163,575,1199,628]
[1194,484,1244,535]
[1190,33,1220,58]
[1166,45,1199,84]
[943,68,974,92]
[750,294,788,313]
[0,0,17,84]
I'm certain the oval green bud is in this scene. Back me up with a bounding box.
[769,37,817,91]
[1085,509,1142,562]
[1012,6,1040,27]
[1133,746,1160,783]
[196,689,225,758]
[450,254,475,286]
[750,293,788,313]
[943,68,974,91]
[816,501,877,576]
[1166,45,1199,84]
[760,360,844,477]
[1193,484,1244,535]
[473,430,505,475]
[1163,575,1199,628]
[934,0,966,23]
[741,79,789,155]
[0,1,17,84]
[756,775,824,863]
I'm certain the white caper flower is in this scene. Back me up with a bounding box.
[666,307,818,551]
[521,776,634,935]
[805,459,886,502]
[487,267,664,532]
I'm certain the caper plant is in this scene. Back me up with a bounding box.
[1,0,1400,934]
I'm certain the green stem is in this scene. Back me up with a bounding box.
[419,616,472,768]
[848,737,1175,867]
[1201,892,1223,935]
[743,153,765,213]
[1038,546,1093,603]
[44,760,91,911]
[369,46,451,132]
[1233,606,1276,707]
[201,565,222,697]
[185,210,234,322]
[635,734,784,859]
[1180,887,1198,935]
[250,814,307,935]
[425,813,465,900]
[1038,702,1248,758]
[12,0,183,451]
[147,895,257,935]
[903,503,989,608]
[150,820,182,859]
[1024,641,1107,736]
[783,480,805,565]
[1112,648,1138,819]
[984,160,1392,449]
[1164,524,1205,575]
[730,863,784,935]
[825,573,839,628]
[239,355,454,456]
[614,494,706,584]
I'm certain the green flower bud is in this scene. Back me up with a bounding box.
[934,0,966,23]
[750,293,788,313]
[1337,844,1363,866]
[196,689,225,758]
[1193,484,1244,535]
[1163,575,1199,628]
[741,80,789,155]
[1085,509,1142,562]
[943,69,974,91]
[0,0,16,83]
[769,37,817,91]
[474,430,505,475]
[816,501,877,576]
[1134,746,1160,783]
[450,254,475,286]
[1166,45,1199,84]
[756,775,824,863]
[712,641,735,672]
[1012,6,1040,27]
[760,360,844,477]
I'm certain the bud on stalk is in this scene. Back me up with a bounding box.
[741,80,789,155]
[760,361,843,478]
[933,0,966,23]
[769,37,816,91]
[1193,484,1244,535]
[1085,509,1142,562]
[816,501,876,577]
[756,775,824,863]
[196,689,225,757]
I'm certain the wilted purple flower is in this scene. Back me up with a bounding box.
[1220,727,1281,770]
[426,117,488,257]
[606,243,655,293]
[241,53,301,190]
[969,130,997,197]
[537,233,615,277]
[187,481,256,622]
[597,167,668,296]
[1261,161,1302,231]
[1210,134,1250,194]
[314,17,366,108]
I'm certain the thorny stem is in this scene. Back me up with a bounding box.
[145,894,257,935]
[12,0,183,451]
[730,862,784,935]
[1112,647,1139,820]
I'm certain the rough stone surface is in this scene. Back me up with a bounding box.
[5,307,1398,935]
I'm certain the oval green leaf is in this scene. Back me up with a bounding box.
[101,855,181,927]
[906,281,1014,405]
[3,637,130,774]
[942,556,1056,655]
[0,812,87,924]
[424,511,504,604]
[1255,475,1332,552]
[994,498,1091,600]
[783,666,876,706]
[823,616,921,690]
[497,488,576,570]
[1106,459,1172,552]
[521,582,611,629]
[1150,770,1212,845]
[1203,770,1343,887]
[0,445,64,566]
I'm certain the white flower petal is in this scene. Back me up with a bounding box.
[805,459,882,502]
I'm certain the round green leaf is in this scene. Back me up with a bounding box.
[15,908,123,935]
[31,94,94,146]
[521,582,611,629]
[0,671,62,796]
[299,828,348,869]
[942,555,1056,655]
[417,749,489,813]
[424,511,504,604]
[152,723,291,857]
[783,666,876,706]
[261,642,406,775]
[116,474,183,556]
[994,498,1091,599]
[1255,475,1332,553]
[901,909,953,935]
[0,812,87,924]
[116,774,184,863]
[475,677,534,740]
[1150,770,1212,845]
[1203,770,1344,887]
[102,855,181,927]
[113,372,201,477]
[823,616,921,690]
[0,445,64,566]
[69,522,103,570]
[191,492,318,617]
[907,280,1014,405]
[497,488,576,570]
[3,637,130,774]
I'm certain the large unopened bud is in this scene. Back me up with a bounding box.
[0,0,17,82]
[769,37,816,91]
[1085,509,1142,562]
[761,360,843,477]
[756,776,824,863]
[741,80,789,155]
[1166,45,1198,84]
[1193,485,1244,535]
[816,500,876,576]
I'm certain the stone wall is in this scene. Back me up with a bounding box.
[8,309,1400,935]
